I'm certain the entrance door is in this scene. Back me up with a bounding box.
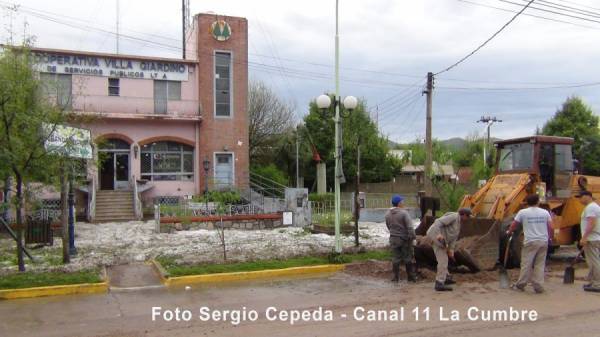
[99,153,130,190]
[214,153,233,189]
[100,154,115,190]
[115,153,129,190]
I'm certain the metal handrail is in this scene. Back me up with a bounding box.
[248,172,287,199]
[132,175,142,220]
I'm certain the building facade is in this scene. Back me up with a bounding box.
[31,13,249,220]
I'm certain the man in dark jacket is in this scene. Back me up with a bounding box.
[385,195,417,282]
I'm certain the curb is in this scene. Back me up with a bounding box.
[0,267,109,300]
[163,264,346,286]
[149,259,170,285]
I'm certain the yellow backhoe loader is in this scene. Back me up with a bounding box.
[422,135,600,270]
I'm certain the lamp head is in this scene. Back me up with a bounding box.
[316,94,332,110]
[343,95,358,110]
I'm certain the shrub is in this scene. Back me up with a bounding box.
[251,164,288,186]
[193,190,242,205]
[312,211,353,226]
[308,193,335,203]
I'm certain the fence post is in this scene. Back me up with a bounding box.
[154,204,160,233]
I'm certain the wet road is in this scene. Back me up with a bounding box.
[1,268,599,337]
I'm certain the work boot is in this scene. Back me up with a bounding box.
[510,283,525,292]
[583,284,600,293]
[391,263,400,282]
[405,263,417,283]
[444,277,456,285]
[435,281,453,291]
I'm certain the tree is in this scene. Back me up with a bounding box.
[303,96,401,189]
[541,96,600,175]
[404,139,452,166]
[0,45,74,271]
[248,80,296,163]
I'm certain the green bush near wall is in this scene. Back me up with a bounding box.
[308,193,335,203]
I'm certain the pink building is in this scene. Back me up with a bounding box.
[32,13,249,222]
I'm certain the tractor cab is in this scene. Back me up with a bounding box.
[495,136,574,198]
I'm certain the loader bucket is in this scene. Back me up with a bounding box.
[414,216,502,272]
[456,218,501,271]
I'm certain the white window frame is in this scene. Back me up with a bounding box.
[213,151,235,186]
[140,142,194,181]
[213,50,233,119]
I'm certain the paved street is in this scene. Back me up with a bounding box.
[1,267,599,337]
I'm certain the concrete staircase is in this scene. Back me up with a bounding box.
[94,190,136,223]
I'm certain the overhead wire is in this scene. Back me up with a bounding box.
[375,83,426,122]
[377,90,424,125]
[457,0,600,30]
[435,0,535,75]
[492,0,600,24]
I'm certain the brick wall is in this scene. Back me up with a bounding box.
[194,14,250,191]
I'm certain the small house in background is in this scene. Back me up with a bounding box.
[399,162,455,184]
[456,167,474,185]
[389,149,412,163]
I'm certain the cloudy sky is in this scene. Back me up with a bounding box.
[2,0,600,143]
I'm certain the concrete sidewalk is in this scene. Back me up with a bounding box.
[107,264,163,290]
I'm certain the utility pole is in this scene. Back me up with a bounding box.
[477,116,502,167]
[354,136,361,247]
[333,0,342,253]
[60,168,70,263]
[182,0,186,59]
[296,128,300,188]
[423,72,434,196]
[116,0,120,54]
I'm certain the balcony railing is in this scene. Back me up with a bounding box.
[71,94,200,118]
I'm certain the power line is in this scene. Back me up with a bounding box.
[554,0,600,12]
[458,0,600,30]
[6,0,585,88]
[436,80,600,90]
[6,1,600,96]
[369,77,426,109]
[377,90,424,124]
[435,0,535,75]
[533,0,600,18]
[378,91,423,126]
[492,0,600,24]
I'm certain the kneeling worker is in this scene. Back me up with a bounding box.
[506,194,553,294]
[427,208,472,291]
[385,195,417,282]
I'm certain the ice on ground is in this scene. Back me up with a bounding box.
[0,221,390,274]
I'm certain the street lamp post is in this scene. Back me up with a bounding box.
[314,0,358,254]
[316,94,357,253]
[203,157,210,212]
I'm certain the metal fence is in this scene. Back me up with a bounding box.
[158,202,266,218]
[311,192,419,216]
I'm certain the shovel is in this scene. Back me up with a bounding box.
[563,250,583,284]
[499,236,512,289]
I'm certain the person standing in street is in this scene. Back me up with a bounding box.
[385,195,417,283]
[506,194,553,294]
[426,208,471,291]
[577,190,600,293]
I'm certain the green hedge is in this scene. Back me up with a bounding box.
[192,190,242,204]
[308,193,335,203]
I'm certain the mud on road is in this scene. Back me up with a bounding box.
[343,258,586,284]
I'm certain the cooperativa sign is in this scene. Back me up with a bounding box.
[31,52,190,81]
